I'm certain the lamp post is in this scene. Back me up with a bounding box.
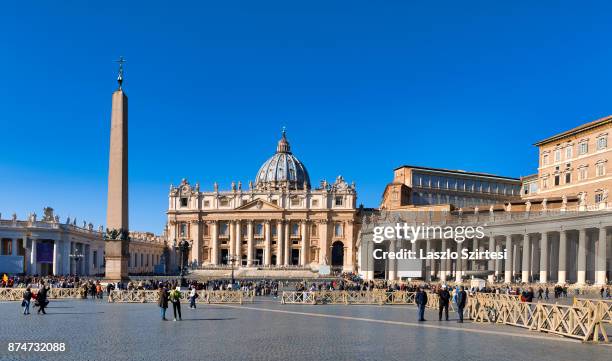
[69,249,84,275]
[226,254,238,286]
[173,238,191,287]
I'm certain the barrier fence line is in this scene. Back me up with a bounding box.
[573,298,612,325]
[0,288,84,301]
[107,290,255,304]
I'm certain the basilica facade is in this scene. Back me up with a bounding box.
[167,131,358,272]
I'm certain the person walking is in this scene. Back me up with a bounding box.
[170,287,182,321]
[438,285,450,321]
[456,286,467,323]
[158,287,169,321]
[189,286,197,309]
[415,286,428,322]
[22,287,32,315]
[36,284,48,315]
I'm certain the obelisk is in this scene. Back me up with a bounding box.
[105,57,129,281]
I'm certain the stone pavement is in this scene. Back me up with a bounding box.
[0,298,610,361]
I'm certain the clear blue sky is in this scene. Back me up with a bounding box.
[2,1,612,233]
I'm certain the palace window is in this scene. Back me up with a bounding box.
[203,200,210,208]
[179,223,188,237]
[565,146,572,159]
[542,154,549,166]
[255,223,264,236]
[595,192,604,203]
[579,141,588,155]
[180,197,188,207]
[272,224,277,236]
[578,166,588,181]
[311,199,319,207]
[219,198,229,207]
[219,222,229,236]
[597,136,607,150]
[542,177,548,189]
[290,198,301,206]
[335,196,343,206]
[554,175,560,186]
[565,172,571,184]
[596,162,606,177]
[334,223,343,237]
[392,190,399,201]
[291,223,300,236]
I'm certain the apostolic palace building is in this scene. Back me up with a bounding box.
[167,131,358,272]
[359,115,612,285]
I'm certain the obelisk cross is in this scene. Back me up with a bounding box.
[115,56,126,89]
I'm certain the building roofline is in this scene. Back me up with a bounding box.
[534,115,612,146]
[393,165,520,181]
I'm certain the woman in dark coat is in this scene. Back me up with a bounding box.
[36,284,48,315]
[158,287,169,320]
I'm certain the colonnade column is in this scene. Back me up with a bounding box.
[424,239,431,281]
[455,241,462,282]
[11,238,18,256]
[235,221,242,266]
[319,220,329,265]
[440,239,448,282]
[522,234,531,283]
[191,221,201,265]
[596,227,608,285]
[211,221,219,265]
[52,240,59,275]
[388,240,396,281]
[276,221,283,266]
[300,221,308,266]
[504,235,512,283]
[558,230,567,284]
[229,221,236,262]
[345,221,354,270]
[30,238,37,275]
[284,222,290,265]
[487,236,495,283]
[247,221,254,266]
[577,228,587,285]
[539,232,548,283]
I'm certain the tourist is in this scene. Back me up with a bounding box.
[169,287,182,321]
[438,285,450,321]
[456,286,467,323]
[22,287,32,315]
[158,287,169,321]
[189,286,197,309]
[36,284,48,315]
[544,287,549,300]
[415,286,428,322]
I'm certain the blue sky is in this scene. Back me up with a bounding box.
[2,1,612,233]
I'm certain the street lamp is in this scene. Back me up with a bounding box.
[173,238,191,287]
[225,254,238,285]
[69,250,84,275]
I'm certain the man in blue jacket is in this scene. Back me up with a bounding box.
[456,286,467,323]
[415,286,428,322]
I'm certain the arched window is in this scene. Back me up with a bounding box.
[255,223,264,236]
[291,223,300,236]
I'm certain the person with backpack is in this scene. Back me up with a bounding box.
[169,287,182,321]
[22,287,32,315]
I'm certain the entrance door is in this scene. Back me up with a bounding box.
[220,249,229,265]
[291,249,300,265]
[255,249,264,265]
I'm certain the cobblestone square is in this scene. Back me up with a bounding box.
[0,298,610,361]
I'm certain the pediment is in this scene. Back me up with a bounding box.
[235,199,283,211]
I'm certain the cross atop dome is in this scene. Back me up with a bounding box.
[276,128,291,153]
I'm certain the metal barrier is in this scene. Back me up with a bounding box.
[280,291,450,307]
[573,298,612,324]
[280,291,316,304]
[472,294,608,342]
[108,290,253,304]
[0,288,84,301]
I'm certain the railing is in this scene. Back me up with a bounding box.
[0,288,85,301]
[573,298,612,324]
[280,290,453,307]
[471,294,608,342]
[108,290,254,304]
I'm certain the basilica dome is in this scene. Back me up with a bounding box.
[255,131,311,190]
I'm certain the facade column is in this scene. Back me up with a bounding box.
[191,221,201,265]
[300,221,308,266]
[487,236,495,283]
[62,240,70,275]
[276,221,283,266]
[235,221,242,266]
[440,239,448,282]
[504,235,512,283]
[539,232,549,283]
[577,228,587,285]
[596,227,608,285]
[284,222,290,265]
[472,238,479,271]
[211,221,219,265]
[52,240,59,275]
[264,221,271,266]
[522,233,531,283]
[345,220,354,271]
[424,239,432,281]
[494,243,502,279]
[30,238,37,275]
[11,238,18,256]
[388,240,396,281]
[247,221,254,266]
[229,220,236,260]
[558,230,567,284]
[319,220,329,265]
